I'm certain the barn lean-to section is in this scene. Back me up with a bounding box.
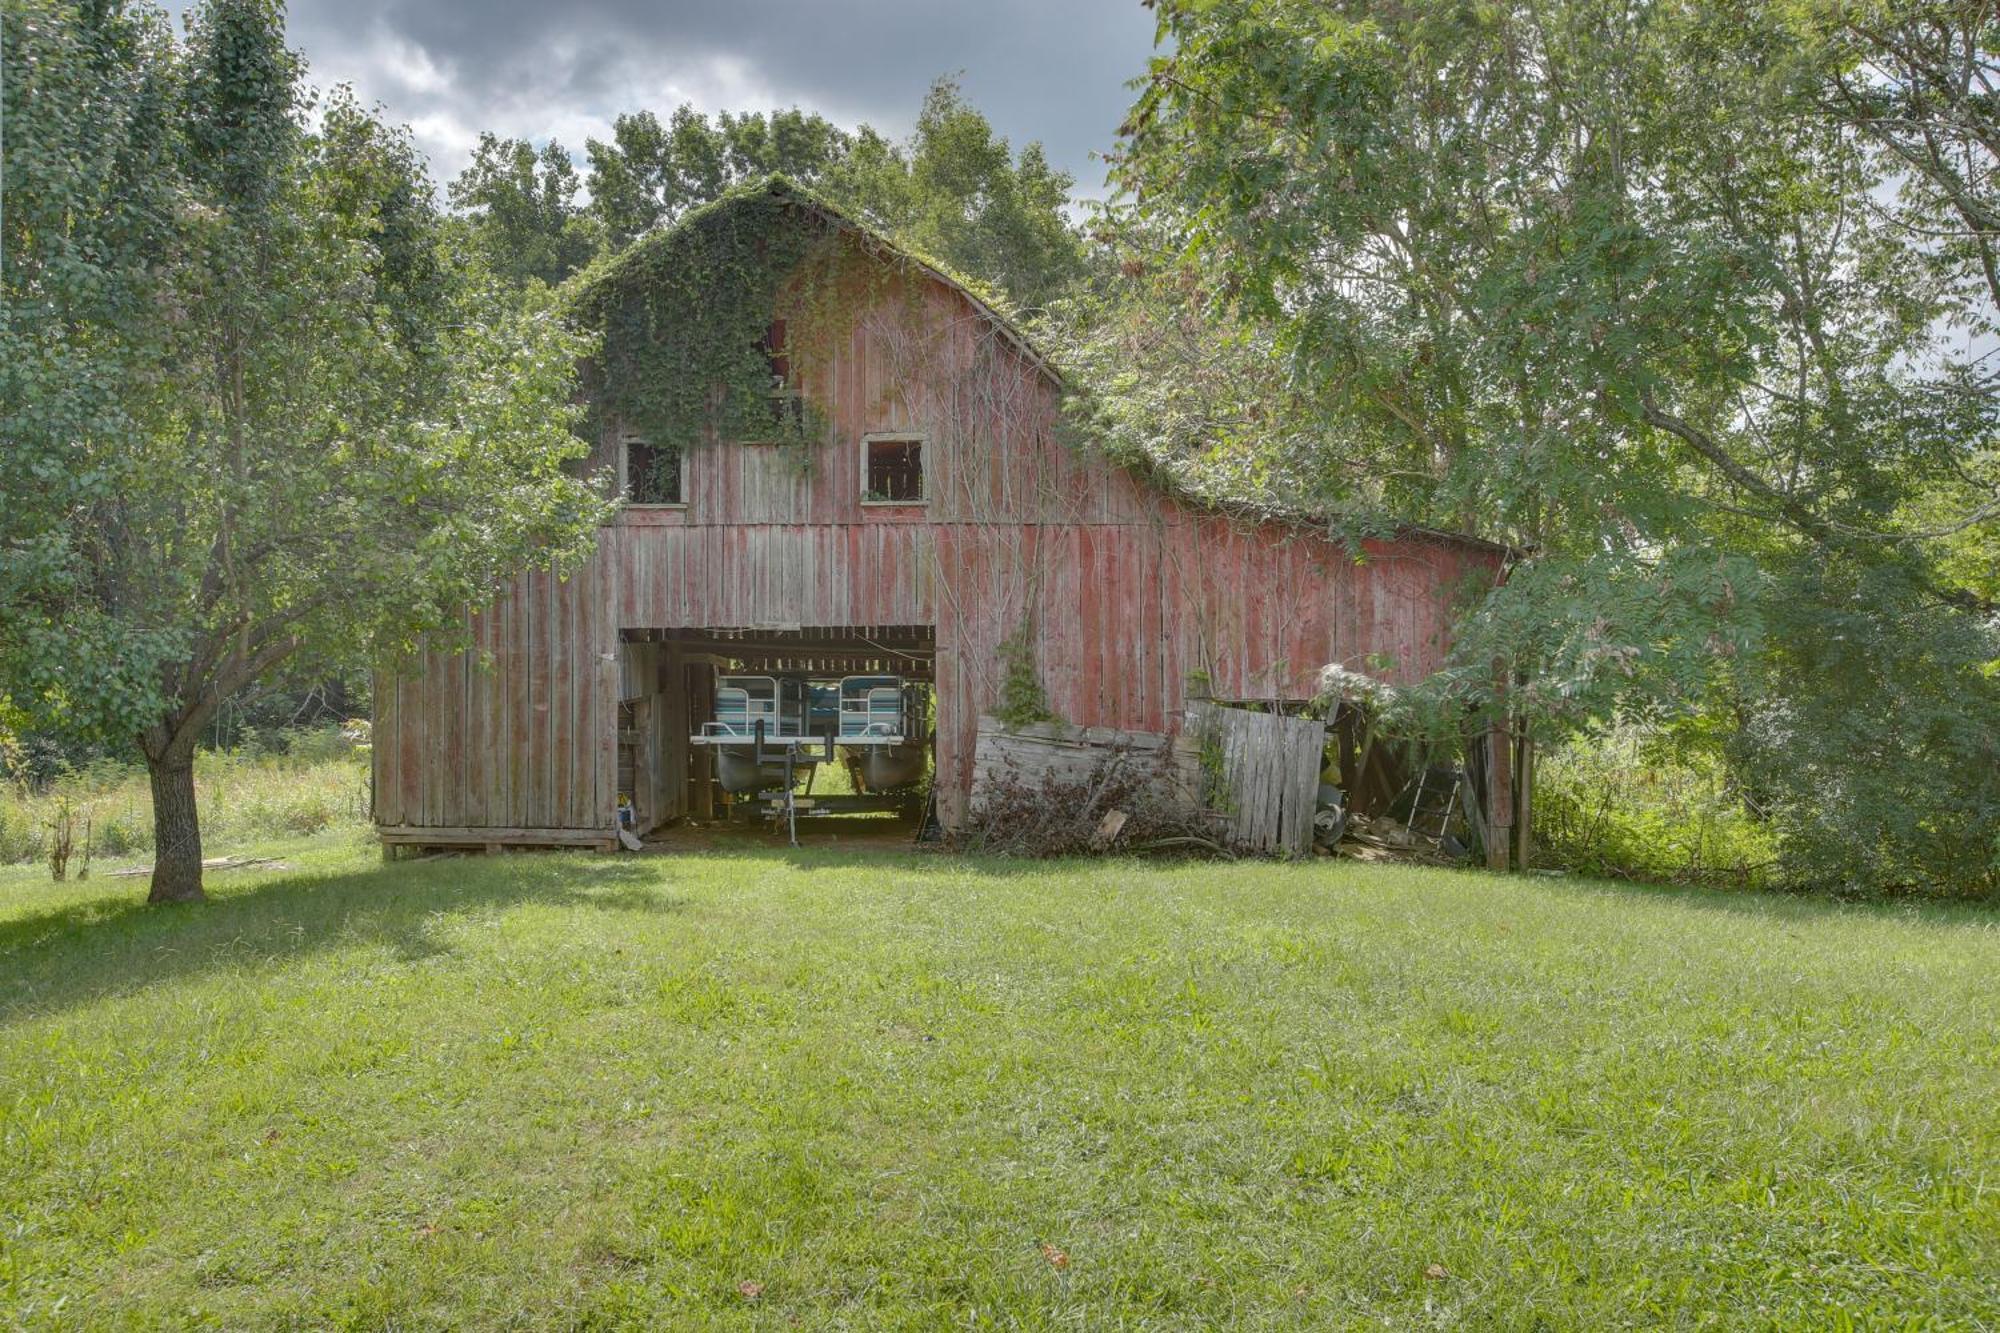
[373,179,1506,853]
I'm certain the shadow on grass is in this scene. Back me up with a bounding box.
[643,823,2000,917]
[1504,864,1999,928]
[653,841,1082,880]
[766,838,2000,924]
[7,837,1986,1030]
[640,815,1162,880]
[0,853,673,1027]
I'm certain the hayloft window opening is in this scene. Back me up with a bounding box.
[863,435,925,504]
[623,438,683,506]
[761,319,805,434]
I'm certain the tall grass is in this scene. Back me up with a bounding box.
[0,724,372,868]
[1535,728,1777,888]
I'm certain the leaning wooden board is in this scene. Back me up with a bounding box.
[1184,701,1326,856]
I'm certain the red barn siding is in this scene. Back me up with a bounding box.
[375,237,1502,846]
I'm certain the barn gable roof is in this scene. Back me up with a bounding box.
[568,176,1513,559]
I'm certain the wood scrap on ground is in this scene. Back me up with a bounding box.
[110,855,292,878]
[1334,813,1463,865]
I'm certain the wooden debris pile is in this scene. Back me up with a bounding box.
[1332,813,1463,864]
[960,715,1219,856]
[1314,665,1477,865]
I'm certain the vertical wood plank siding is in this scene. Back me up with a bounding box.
[376,253,1502,841]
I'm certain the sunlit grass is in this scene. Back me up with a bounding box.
[0,739,370,868]
[1,839,1994,1327]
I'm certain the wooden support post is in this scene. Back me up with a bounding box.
[1513,730,1534,870]
[687,656,715,821]
[1485,722,1514,872]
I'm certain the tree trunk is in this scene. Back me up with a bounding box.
[1514,730,1534,870]
[145,747,205,904]
[1485,721,1514,873]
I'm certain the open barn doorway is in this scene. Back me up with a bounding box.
[616,625,936,846]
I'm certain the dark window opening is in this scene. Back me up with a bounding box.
[761,320,791,388]
[760,319,804,434]
[625,439,682,505]
[865,437,924,503]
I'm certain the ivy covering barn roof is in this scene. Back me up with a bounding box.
[567,176,1059,451]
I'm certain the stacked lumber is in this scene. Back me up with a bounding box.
[970,716,1203,812]
[109,855,292,878]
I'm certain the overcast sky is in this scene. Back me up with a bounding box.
[260,0,1161,198]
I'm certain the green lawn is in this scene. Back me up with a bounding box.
[1,836,1995,1328]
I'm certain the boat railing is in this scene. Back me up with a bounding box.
[838,681,907,740]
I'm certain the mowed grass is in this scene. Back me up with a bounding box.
[1,838,1995,1329]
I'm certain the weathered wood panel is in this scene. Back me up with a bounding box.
[1186,701,1327,856]
[506,573,531,828]
[969,715,1202,815]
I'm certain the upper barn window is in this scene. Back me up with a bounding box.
[862,434,925,504]
[623,436,683,506]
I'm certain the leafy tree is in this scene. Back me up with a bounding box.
[573,79,1087,312]
[448,131,602,286]
[1,0,607,903]
[1105,0,2000,894]
[584,105,854,249]
[824,79,1087,313]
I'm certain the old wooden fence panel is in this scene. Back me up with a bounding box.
[969,715,1202,814]
[1185,702,1326,856]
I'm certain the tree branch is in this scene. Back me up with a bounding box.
[1641,394,1997,614]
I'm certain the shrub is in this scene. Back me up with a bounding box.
[93,809,147,858]
[1534,730,1776,889]
[277,793,336,836]
[1729,570,2000,899]
[286,720,368,765]
[0,796,40,865]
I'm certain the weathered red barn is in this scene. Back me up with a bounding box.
[373,178,1506,851]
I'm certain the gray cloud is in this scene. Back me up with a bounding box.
[271,0,1160,197]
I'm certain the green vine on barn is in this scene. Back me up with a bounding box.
[567,176,950,463]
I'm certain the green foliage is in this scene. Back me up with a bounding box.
[568,178,845,456]
[1,0,609,897]
[1434,545,1764,729]
[1,0,186,745]
[993,620,1054,728]
[1042,260,1329,512]
[2,848,1997,1323]
[447,132,603,287]
[463,77,1088,315]
[820,79,1088,314]
[1106,0,2000,896]
[1729,561,2000,898]
[1197,728,1233,816]
[584,104,853,249]
[570,171,1037,473]
[1535,730,1777,889]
